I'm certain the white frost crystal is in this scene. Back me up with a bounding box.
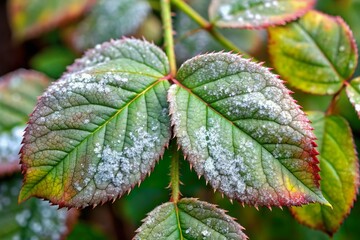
[0,178,69,240]
[169,52,324,206]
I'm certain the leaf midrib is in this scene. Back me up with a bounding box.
[175,82,325,201]
[293,22,344,81]
[21,78,167,200]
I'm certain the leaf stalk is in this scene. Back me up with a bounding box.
[161,0,177,76]
[326,84,346,115]
[171,0,250,58]
[170,142,181,203]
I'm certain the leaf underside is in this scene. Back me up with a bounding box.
[0,175,78,240]
[169,52,328,207]
[8,0,95,40]
[290,112,359,236]
[72,0,150,52]
[346,77,360,118]
[19,39,171,208]
[0,70,50,176]
[209,0,315,29]
[268,10,358,95]
[134,198,247,240]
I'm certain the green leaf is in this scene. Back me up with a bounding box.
[0,175,78,240]
[134,198,247,240]
[168,52,328,207]
[290,112,359,236]
[346,77,360,118]
[209,0,315,29]
[175,0,262,63]
[0,70,50,176]
[8,0,95,40]
[268,10,358,95]
[71,0,150,52]
[19,39,171,208]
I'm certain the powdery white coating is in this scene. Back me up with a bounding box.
[209,0,314,28]
[169,52,324,206]
[93,127,160,189]
[68,38,169,75]
[20,39,171,208]
[0,178,69,240]
[195,120,248,197]
[134,198,247,240]
[73,0,150,51]
[0,126,24,163]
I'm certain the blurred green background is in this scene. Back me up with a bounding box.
[0,0,359,239]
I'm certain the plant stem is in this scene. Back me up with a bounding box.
[171,0,251,58]
[170,142,181,203]
[326,85,346,115]
[161,0,177,76]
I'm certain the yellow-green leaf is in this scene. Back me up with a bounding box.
[268,10,358,95]
[290,112,359,236]
[8,0,95,40]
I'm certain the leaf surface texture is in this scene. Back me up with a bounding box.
[19,39,171,208]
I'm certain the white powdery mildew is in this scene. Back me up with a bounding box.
[0,178,68,240]
[68,38,169,76]
[44,70,129,99]
[20,200,68,240]
[134,202,174,240]
[171,52,321,205]
[93,127,160,190]
[0,126,24,163]
[193,120,248,197]
[212,0,295,27]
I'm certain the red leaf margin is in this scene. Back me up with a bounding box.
[209,0,316,29]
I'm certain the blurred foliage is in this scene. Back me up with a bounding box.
[0,0,359,239]
[30,46,76,79]
[68,222,108,240]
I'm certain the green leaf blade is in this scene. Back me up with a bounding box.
[290,112,359,236]
[134,198,247,240]
[268,10,358,95]
[209,0,315,29]
[346,77,360,118]
[19,39,171,208]
[169,53,327,207]
[0,70,50,176]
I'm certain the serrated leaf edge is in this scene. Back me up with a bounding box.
[268,10,359,95]
[290,114,359,236]
[209,0,316,29]
[168,52,328,207]
[134,198,248,239]
[19,38,171,208]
